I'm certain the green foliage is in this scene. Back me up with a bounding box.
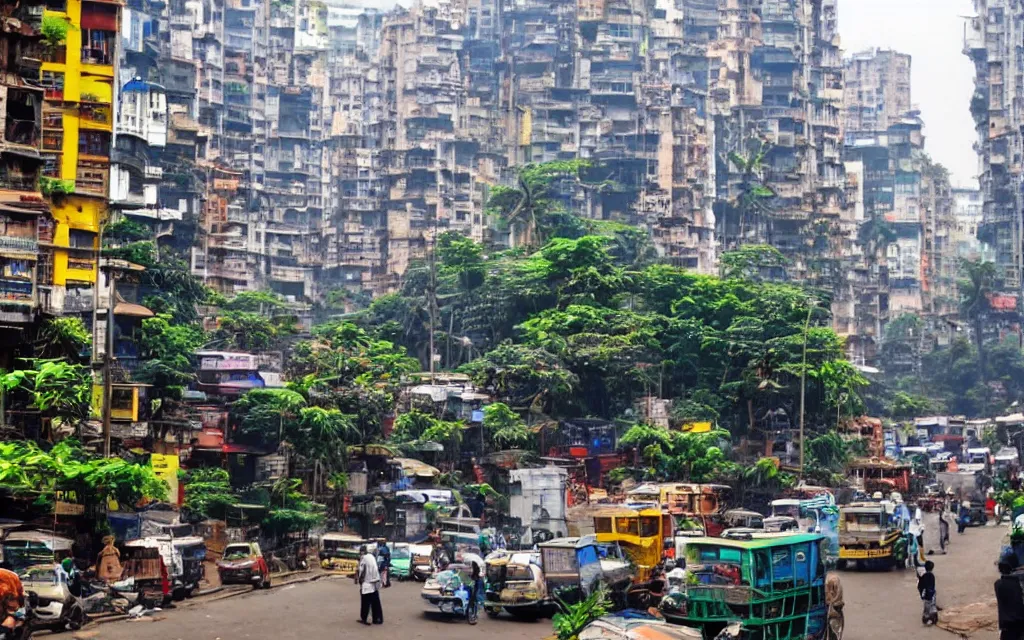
[38,177,74,196]
[482,402,531,449]
[212,310,295,352]
[0,440,167,508]
[41,14,71,46]
[720,245,788,281]
[102,241,157,266]
[552,586,608,640]
[222,290,287,314]
[35,317,90,359]
[0,359,91,424]
[805,432,848,471]
[181,467,235,520]
[105,218,152,244]
[458,341,577,414]
[135,314,206,393]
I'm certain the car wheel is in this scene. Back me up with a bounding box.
[263,574,272,589]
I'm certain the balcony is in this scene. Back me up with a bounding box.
[0,236,38,253]
[270,265,305,282]
[59,289,92,312]
[81,47,114,67]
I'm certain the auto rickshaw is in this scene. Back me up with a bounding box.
[721,509,765,531]
[537,535,631,607]
[593,506,671,581]
[409,543,434,581]
[319,534,373,575]
[483,550,552,619]
[837,501,909,570]
[663,533,834,640]
[389,543,412,581]
[438,531,482,565]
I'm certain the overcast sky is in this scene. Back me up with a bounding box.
[839,0,978,188]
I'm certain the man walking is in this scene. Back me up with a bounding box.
[938,506,951,554]
[357,545,383,625]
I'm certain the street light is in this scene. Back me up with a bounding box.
[799,300,819,477]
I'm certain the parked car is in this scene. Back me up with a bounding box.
[216,542,271,588]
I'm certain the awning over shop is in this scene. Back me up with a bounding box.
[114,302,155,317]
[393,457,440,478]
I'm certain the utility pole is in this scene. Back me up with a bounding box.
[799,301,816,476]
[102,259,115,458]
[427,222,438,383]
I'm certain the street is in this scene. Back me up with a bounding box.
[842,519,1003,640]
[79,522,1004,640]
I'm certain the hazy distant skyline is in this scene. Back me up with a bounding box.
[839,0,978,188]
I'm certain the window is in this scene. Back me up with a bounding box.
[639,516,660,538]
[594,517,612,534]
[40,71,64,100]
[614,517,639,536]
[81,29,116,65]
[111,388,134,412]
[78,131,110,157]
[771,547,794,586]
[68,230,96,249]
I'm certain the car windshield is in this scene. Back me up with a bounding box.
[391,546,410,560]
[773,505,800,519]
[21,568,57,584]
[223,546,252,560]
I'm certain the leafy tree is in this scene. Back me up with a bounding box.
[211,310,295,352]
[181,467,235,520]
[959,259,997,379]
[0,359,92,426]
[482,402,531,449]
[135,315,206,397]
[0,439,167,508]
[35,317,90,360]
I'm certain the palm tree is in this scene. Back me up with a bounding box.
[506,173,541,249]
[723,140,774,248]
[959,259,997,380]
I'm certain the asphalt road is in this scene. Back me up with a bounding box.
[79,517,1006,640]
[79,578,547,640]
[841,515,1004,640]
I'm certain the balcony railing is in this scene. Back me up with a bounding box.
[81,48,114,66]
[63,294,94,313]
[0,236,38,252]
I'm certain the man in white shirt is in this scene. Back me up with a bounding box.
[357,546,383,625]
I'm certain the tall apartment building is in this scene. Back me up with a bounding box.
[0,0,50,350]
[952,187,993,262]
[843,49,912,134]
[35,0,120,320]
[965,1,1023,295]
[709,0,846,284]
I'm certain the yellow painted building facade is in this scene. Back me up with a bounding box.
[40,0,118,288]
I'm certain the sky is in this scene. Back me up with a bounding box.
[839,0,978,188]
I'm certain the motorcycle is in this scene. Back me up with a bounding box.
[420,569,477,624]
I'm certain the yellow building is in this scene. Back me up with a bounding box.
[39,0,119,303]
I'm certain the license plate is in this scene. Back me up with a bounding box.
[840,548,891,559]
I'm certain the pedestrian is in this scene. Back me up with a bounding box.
[938,506,951,554]
[918,560,939,625]
[958,501,970,535]
[356,545,383,625]
[467,555,483,625]
[825,572,844,640]
[995,559,1024,640]
[378,542,391,588]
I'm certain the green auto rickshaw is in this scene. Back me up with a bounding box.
[389,543,412,580]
